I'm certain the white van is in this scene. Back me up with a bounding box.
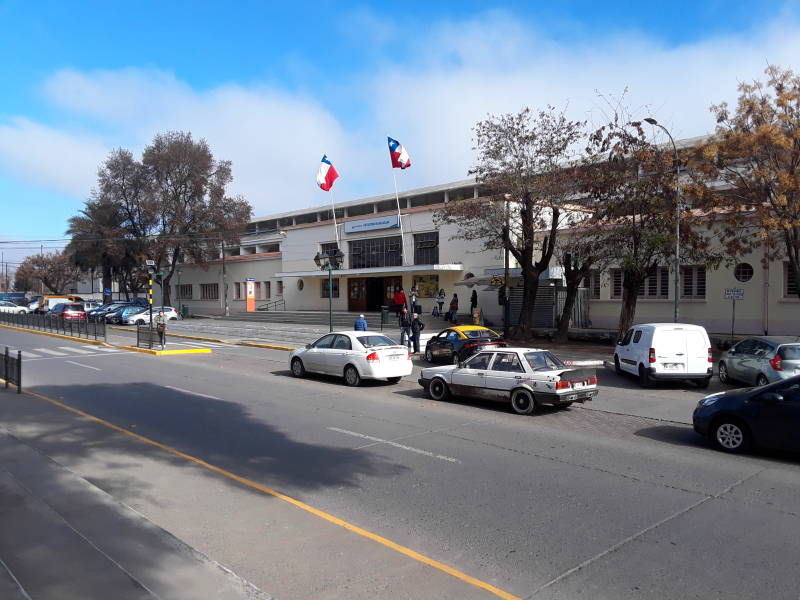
[613,323,713,388]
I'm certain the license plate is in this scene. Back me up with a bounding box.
[663,363,681,370]
[566,394,578,401]
[573,382,584,389]
[389,355,401,360]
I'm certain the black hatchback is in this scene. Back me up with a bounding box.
[693,374,800,453]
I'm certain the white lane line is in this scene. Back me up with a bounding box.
[163,385,223,401]
[327,427,461,464]
[19,352,41,359]
[64,360,102,371]
[57,346,95,355]
[33,348,68,356]
[168,341,226,348]
[90,346,121,352]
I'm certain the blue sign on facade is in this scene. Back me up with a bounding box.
[344,214,400,234]
[103,288,112,295]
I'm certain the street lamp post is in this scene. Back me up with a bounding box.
[314,248,345,333]
[176,268,183,316]
[644,117,681,323]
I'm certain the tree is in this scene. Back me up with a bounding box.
[435,107,584,336]
[689,65,800,299]
[14,252,82,294]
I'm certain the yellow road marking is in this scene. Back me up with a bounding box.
[0,323,110,346]
[11,386,521,600]
[118,345,212,356]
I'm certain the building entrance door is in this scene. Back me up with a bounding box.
[348,278,367,312]
[383,277,402,309]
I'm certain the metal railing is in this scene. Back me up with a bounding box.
[136,323,164,350]
[256,297,285,312]
[0,311,106,342]
[1,347,21,393]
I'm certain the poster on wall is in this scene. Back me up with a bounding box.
[344,214,400,234]
[412,274,439,298]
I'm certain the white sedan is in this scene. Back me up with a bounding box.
[290,331,413,386]
[124,306,181,324]
[0,301,28,314]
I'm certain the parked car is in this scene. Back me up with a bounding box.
[105,304,150,324]
[82,301,102,312]
[88,302,131,322]
[290,331,413,386]
[27,296,42,312]
[419,347,598,415]
[124,306,180,325]
[424,325,507,364]
[693,374,800,453]
[718,336,800,387]
[50,303,87,320]
[613,323,713,388]
[35,295,84,313]
[0,300,28,314]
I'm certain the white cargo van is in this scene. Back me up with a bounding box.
[613,323,713,388]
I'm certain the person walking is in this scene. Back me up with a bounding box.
[155,310,167,348]
[354,314,368,331]
[470,289,478,313]
[410,312,425,354]
[449,294,459,324]
[435,289,446,317]
[392,288,407,315]
[399,306,412,348]
[409,285,418,313]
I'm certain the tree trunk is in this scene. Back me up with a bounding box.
[162,273,172,306]
[102,265,113,304]
[554,280,580,343]
[517,267,540,337]
[617,278,641,340]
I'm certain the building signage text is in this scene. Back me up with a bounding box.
[344,214,400,234]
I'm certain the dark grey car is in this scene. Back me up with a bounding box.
[718,336,800,387]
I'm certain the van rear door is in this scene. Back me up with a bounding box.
[653,328,689,374]
[685,329,710,375]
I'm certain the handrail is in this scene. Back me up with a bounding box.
[256,297,285,312]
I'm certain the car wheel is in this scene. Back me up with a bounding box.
[169,316,177,320]
[638,365,652,388]
[510,389,537,415]
[712,418,751,453]
[428,378,450,401]
[344,365,361,387]
[291,358,305,378]
[451,352,460,365]
[718,362,730,384]
[386,376,402,384]
[694,378,711,389]
[756,374,769,387]
[425,347,434,362]
[614,355,622,375]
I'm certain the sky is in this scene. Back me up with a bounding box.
[1,0,800,269]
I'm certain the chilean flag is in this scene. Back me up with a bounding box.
[316,155,339,191]
[388,137,411,169]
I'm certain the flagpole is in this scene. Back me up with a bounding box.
[329,187,340,248]
[391,170,407,266]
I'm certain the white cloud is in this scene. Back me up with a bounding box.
[1,13,800,218]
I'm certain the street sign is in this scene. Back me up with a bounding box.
[724,288,744,300]
[246,277,255,282]
[103,288,112,295]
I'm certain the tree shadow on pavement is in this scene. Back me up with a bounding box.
[634,425,707,448]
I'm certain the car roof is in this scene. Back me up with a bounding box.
[453,325,494,332]
[475,347,549,353]
[635,323,707,329]
[744,336,800,345]
[332,330,391,336]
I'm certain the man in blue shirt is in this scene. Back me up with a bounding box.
[354,314,368,331]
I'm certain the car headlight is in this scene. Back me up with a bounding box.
[698,393,723,407]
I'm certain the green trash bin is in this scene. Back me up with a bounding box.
[180,305,189,319]
[380,306,389,328]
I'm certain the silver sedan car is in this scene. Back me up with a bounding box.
[718,336,800,387]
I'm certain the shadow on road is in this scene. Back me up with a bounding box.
[634,425,706,448]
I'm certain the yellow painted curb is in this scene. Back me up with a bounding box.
[110,326,229,344]
[118,345,212,356]
[237,341,296,351]
[0,323,111,347]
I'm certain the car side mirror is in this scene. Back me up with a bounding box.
[305,343,312,349]
[758,392,783,403]
[728,349,735,356]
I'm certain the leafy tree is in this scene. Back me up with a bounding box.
[14,252,82,294]
[435,107,584,336]
[689,65,800,299]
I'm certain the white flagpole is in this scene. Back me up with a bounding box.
[329,187,340,248]
[391,170,407,266]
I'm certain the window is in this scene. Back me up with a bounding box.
[234,282,242,300]
[255,281,262,299]
[785,263,799,298]
[349,236,402,269]
[320,241,339,258]
[639,267,669,298]
[414,232,439,264]
[524,351,566,371]
[583,270,600,299]
[734,263,754,282]
[464,353,493,370]
[633,330,642,343]
[312,334,336,348]
[177,284,192,300]
[200,283,219,300]
[321,278,340,298]
[682,266,706,299]
[620,328,634,346]
[264,281,271,299]
[277,281,283,296]
[490,352,525,373]
[333,335,352,350]
[611,269,623,299]
[412,274,439,298]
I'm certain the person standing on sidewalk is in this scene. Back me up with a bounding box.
[410,312,425,354]
[409,285,418,313]
[449,294,459,324]
[155,310,167,348]
[392,288,407,316]
[435,289,446,317]
[399,306,412,348]
[354,314,368,331]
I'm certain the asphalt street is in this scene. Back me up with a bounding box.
[2,326,800,599]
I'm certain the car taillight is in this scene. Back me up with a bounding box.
[708,347,713,363]
[587,376,598,385]
[406,351,411,360]
[770,356,783,371]
[366,352,379,362]
[649,348,656,363]
[555,381,570,390]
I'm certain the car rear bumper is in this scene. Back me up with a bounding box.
[360,362,413,379]
[537,389,598,404]
[648,367,712,381]
[418,377,430,389]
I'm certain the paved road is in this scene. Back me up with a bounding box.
[2,326,800,599]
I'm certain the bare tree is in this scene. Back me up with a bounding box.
[15,252,82,294]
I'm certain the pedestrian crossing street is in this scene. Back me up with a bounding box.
[16,345,127,360]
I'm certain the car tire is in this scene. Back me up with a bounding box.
[386,376,402,384]
[614,355,622,375]
[510,389,537,415]
[291,358,305,378]
[425,347,434,362]
[451,352,460,366]
[694,378,711,389]
[756,374,769,387]
[344,365,361,387]
[718,362,730,384]
[638,365,652,388]
[169,316,177,320]
[711,418,751,453]
[428,378,450,401]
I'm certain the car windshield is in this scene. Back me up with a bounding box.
[524,351,566,371]
[463,328,500,339]
[779,345,800,360]
[357,335,396,347]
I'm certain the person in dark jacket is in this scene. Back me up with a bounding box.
[399,306,412,347]
[449,294,459,324]
[410,313,425,354]
[354,314,368,331]
[470,289,478,313]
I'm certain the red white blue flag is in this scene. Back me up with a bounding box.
[387,137,411,169]
[316,154,339,191]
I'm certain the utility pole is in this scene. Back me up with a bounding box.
[221,239,229,317]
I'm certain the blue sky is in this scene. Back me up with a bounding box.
[1,1,799,267]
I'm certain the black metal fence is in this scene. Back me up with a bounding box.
[1,347,21,393]
[0,312,106,341]
[136,323,164,350]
